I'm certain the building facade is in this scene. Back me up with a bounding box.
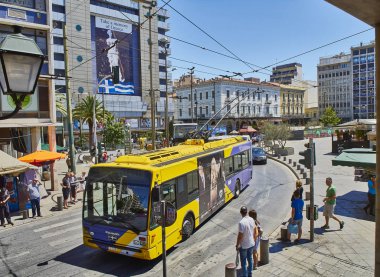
[317,53,352,122]
[270,63,303,85]
[351,41,375,119]
[277,84,306,124]
[0,0,57,155]
[51,0,173,134]
[174,77,281,133]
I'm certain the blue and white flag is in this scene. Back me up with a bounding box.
[98,79,135,95]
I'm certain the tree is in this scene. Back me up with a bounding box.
[320,106,341,127]
[73,95,109,150]
[103,119,125,149]
[55,93,67,116]
[261,122,292,149]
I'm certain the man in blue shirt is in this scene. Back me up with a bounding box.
[28,178,42,218]
[287,190,304,243]
[364,175,376,216]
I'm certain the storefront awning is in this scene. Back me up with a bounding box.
[332,148,376,169]
[0,151,37,175]
[0,118,63,128]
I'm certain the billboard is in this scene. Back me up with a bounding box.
[197,151,225,223]
[91,16,141,96]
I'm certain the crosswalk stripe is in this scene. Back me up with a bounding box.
[2,251,30,261]
[33,217,82,233]
[48,233,82,247]
[40,225,82,239]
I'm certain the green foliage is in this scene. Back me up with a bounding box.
[73,95,110,149]
[103,120,125,149]
[261,122,292,149]
[56,93,67,116]
[305,120,320,129]
[320,106,341,127]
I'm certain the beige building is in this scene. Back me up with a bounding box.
[278,84,306,124]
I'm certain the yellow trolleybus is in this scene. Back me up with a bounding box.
[82,136,252,260]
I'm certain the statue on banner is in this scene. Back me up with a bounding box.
[106,29,123,82]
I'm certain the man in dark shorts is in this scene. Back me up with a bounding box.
[0,183,13,227]
[69,172,78,204]
[61,173,71,209]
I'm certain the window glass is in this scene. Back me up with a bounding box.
[224,157,233,175]
[176,176,187,209]
[242,151,249,167]
[187,171,198,201]
[234,155,242,171]
[162,181,176,207]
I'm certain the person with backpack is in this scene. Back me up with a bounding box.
[249,209,262,270]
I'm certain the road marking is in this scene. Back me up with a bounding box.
[33,217,81,233]
[1,251,30,261]
[49,233,82,247]
[40,225,82,239]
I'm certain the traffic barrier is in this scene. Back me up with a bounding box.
[260,237,269,265]
[57,196,63,211]
[22,210,28,219]
[225,263,237,277]
[281,226,288,241]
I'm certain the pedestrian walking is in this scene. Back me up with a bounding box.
[291,179,303,201]
[363,175,377,216]
[249,209,262,270]
[287,190,304,243]
[322,177,344,230]
[61,173,71,209]
[0,183,13,227]
[236,206,256,277]
[69,172,78,204]
[78,171,87,192]
[27,178,42,218]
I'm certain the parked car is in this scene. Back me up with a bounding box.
[252,147,267,164]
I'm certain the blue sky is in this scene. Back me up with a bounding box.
[160,0,374,82]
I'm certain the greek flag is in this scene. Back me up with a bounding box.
[98,79,135,95]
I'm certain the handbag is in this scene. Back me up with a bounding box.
[288,223,298,234]
[235,250,240,267]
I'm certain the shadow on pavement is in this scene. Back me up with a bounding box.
[53,245,160,276]
[317,190,374,222]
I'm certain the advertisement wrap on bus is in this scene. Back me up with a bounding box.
[82,137,252,260]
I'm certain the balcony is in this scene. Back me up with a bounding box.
[265,100,272,105]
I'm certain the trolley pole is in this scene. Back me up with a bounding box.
[161,200,167,277]
[309,137,315,241]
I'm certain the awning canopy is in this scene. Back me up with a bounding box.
[332,148,376,169]
[19,150,66,166]
[239,126,257,133]
[334,119,376,130]
[0,150,36,175]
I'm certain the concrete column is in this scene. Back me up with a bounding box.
[30,127,41,151]
[375,24,380,277]
[48,126,58,191]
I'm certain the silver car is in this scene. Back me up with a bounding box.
[252,147,267,164]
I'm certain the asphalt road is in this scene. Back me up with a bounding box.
[0,159,295,277]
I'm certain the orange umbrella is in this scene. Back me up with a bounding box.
[19,150,66,166]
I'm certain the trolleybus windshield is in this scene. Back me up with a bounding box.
[83,167,151,232]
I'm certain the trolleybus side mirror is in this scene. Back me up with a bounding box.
[152,186,160,202]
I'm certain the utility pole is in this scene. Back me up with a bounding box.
[189,67,195,123]
[162,39,170,144]
[309,137,315,241]
[213,80,216,117]
[63,25,76,173]
[145,2,156,150]
[236,90,240,130]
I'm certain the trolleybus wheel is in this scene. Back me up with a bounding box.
[182,214,194,240]
[234,179,241,198]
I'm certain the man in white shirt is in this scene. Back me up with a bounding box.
[236,206,256,277]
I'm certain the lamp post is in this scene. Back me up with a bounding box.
[189,67,195,123]
[160,38,170,144]
[124,122,131,154]
[195,101,198,125]
[0,26,44,120]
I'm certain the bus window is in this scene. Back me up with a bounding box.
[234,154,243,171]
[162,181,176,207]
[242,151,249,168]
[224,157,233,176]
[187,171,198,201]
[176,175,187,209]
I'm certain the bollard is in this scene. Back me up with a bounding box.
[300,168,304,174]
[293,161,296,167]
[57,195,63,211]
[225,263,237,277]
[283,157,286,162]
[281,226,288,241]
[22,210,28,219]
[306,177,310,184]
[306,191,310,200]
[297,165,301,170]
[288,159,292,164]
[260,237,269,265]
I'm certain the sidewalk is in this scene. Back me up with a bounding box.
[251,137,375,276]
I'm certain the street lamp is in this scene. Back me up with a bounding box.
[159,37,170,144]
[0,26,44,119]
